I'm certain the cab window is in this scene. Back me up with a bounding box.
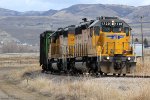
[124,27,129,36]
[52,37,56,43]
[94,26,100,36]
[49,38,51,43]
[63,31,68,37]
[112,27,121,33]
[90,27,93,37]
[102,26,111,32]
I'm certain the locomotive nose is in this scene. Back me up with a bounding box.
[104,33,127,55]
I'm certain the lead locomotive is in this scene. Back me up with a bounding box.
[40,16,136,76]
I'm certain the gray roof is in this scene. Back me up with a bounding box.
[89,20,100,28]
[88,17,131,28]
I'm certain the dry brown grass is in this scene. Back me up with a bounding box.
[18,73,150,100]
[0,53,39,67]
[1,52,150,100]
[13,67,120,100]
[7,66,119,100]
[132,81,150,100]
[20,77,120,100]
[7,65,40,81]
[133,91,150,100]
[135,49,150,76]
[6,64,150,100]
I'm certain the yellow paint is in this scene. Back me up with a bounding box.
[92,31,100,47]
[68,33,75,56]
[91,30,134,57]
[68,34,75,45]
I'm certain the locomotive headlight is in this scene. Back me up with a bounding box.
[112,20,115,26]
[128,57,131,61]
[107,57,110,60]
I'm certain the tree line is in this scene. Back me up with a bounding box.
[1,42,37,53]
[134,38,149,47]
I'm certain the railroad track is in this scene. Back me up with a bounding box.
[100,75,150,78]
[43,71,150,79]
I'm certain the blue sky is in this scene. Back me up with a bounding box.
[0,0,150,11]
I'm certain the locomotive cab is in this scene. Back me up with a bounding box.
[88,17,136,75]
[101,21,131,55]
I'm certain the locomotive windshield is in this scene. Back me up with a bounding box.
[101,21,123,33]
[124,27,129,36]
[102,26,111,32]
[112,27,122,33]
[102,26,122,33]
[94,26,100,36]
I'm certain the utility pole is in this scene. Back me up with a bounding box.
[141,16,144,67]
[131,32,134,45]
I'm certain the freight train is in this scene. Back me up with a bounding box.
[40,16,136,76]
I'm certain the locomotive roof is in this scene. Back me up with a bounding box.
[76,20,94,28]
[40,30,54,37]
[49,31,58,37]
[89,17,130,28]
[50,25,76,37]
[48,16,131,38]
[64,25,76,31]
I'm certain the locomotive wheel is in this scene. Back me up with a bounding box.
[113,73,116,76]
[104,73,107,76]
[95,73,101,77]
[41,68,45,73]
[42,65,46,71]
[67,60,76,75]
[98,71,104,76]
[123,74,126,76]
[47,62,52,71]
[88,61,98,75]
[41,69,45,73]
[57,60,63,72]
[118,74,121,77]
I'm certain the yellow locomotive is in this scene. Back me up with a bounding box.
[40,16,136,76]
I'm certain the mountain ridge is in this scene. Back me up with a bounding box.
[0,4,150,44]
[1,4,150,22]
[0,4,148,17]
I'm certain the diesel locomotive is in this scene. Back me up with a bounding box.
[40,16,136,76]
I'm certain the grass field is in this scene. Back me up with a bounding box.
[0,52,150,100]
[0,53,39,68]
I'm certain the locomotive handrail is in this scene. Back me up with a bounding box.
[99,43,107,61]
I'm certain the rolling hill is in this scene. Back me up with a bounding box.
[0,4,150,44]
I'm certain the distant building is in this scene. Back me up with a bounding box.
[133,43,142,57]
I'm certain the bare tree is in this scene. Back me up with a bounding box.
[144,38,149,48]
[135,38,139,43]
